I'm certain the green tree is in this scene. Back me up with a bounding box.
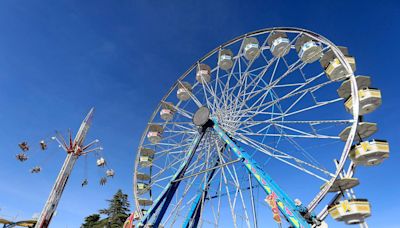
[99,189,130,227]
[81,189,130,228]
[81,213,100,228]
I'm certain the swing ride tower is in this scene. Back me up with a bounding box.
[35,108,100,228]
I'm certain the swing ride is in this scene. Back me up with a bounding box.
[125,27,389,227]
[14,108,114,228]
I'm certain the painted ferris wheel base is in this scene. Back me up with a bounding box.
[212,119,312,228]
[139,117,314,228]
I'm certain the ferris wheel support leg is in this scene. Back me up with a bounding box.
[248,172,258,228]
[139,121,212,227]
[182,149,223,228]
[212,118,312,228]
[359,221,368,228]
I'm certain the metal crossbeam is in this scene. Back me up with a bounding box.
[139,128,207,227]
[182,158,219,228]
[173,158,242,183]
[182,144,228,228]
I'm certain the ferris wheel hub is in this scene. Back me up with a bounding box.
[193,106,210,126]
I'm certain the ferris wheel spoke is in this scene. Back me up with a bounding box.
[199,78,214,111]
[172,123,197,133]
[231,49,274,95]
[213,68,229,113]
[151,173,177,185]
[164,129,197,135]
[273,123,340,139]
[298,68,320,104]
[200,74,222,113]
[214,77,228,113]
[150,163,166,171]
[223,73,242,111]
[227,74,248,115]
[251,119,353,125]
[184,158,209,177]
[158,135,193,147]
[234,133,333,181]
[220,54,243,112]
[223,36,259,89]
[212,72,253,119]
[215,168,223,226]
[236,71,325,125]
[209,197,219,226]
[163,137,195,152]
[236,119,353,134]
[224,87,252,113]
[242,55,281,104]
[274,82,308,88]
[165,160,208,226]
[247,172,258,227]
[176,139,217,180]
[180,144,209,176]
[272,125,328,172]
[208,139,237,227]
[213,147,251,227]
[226,52,275,108]
[237,128,341,139]
[167,183,203,226]
[253,34,301,94]
[151,121,194,126]
[220,164,238,228]
[231,164,252,227]
[178,80,203,108]
[167,143,219,226]
[231,57,279,116]
[260,50,273,66]
[154,141,193,155]
[215,77,233,114]
[166,103,195,120]
[153,155,182,175]
[238,83,340,128]
[233,118,351,141]
[221,162,252,227]
[270,97,344,123]
[283,88,309,115]
[149,145,209,207]
[246,55,306,103]
[247,62,273,75]
[158,131,194,143]
[149,156,188,184]
[247,70,325,113]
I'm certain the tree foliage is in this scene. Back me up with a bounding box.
[81,189,130,228]
[81,214,100,228]
[100,189,130,227]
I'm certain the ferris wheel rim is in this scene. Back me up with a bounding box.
[132,27,360,224]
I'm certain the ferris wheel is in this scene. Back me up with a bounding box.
[129,28,390,228]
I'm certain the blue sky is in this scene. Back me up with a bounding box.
[0,0,399,227]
